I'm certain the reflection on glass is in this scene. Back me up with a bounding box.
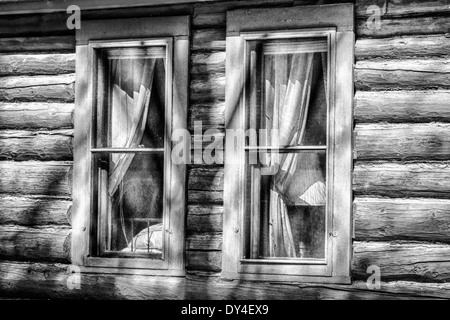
[245,38,328,260]
[95,46,166,259]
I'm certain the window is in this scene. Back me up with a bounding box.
[72,16,189,275]
[223,4,354,283]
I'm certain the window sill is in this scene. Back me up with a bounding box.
[78,265,186,277]
[221,271,351,285]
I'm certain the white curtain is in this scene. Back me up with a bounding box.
[262,52,327,258]
[108,58,157,197]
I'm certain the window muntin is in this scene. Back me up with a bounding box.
[243,37,330,262]
[91,40,172,260]
[91,41,171,261]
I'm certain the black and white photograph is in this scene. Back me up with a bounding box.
[0,0,449,303]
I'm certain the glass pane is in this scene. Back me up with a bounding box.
[246,38,328,147]
[245,151,326,260]
[96,46,166,149]
[97,153,164,258]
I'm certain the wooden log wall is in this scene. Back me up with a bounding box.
[353,0,450,285]
[1,0,450,299]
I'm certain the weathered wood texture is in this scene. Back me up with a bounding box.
[0,12,71,37]
[190,73,225,102]
[2,261,450,299]
[187,233,222,250]
[0,74,75,102]
[355,91,450,123]
[354,123,450,160]
[0,36,75,53]
[353,241,450,282]
[356,35,450,60]
[0,225,71,263]
[356,16,450,38]
[356,0,450,18]
[189,101,225,129]
[353,161,450,198]
[0,129,73,161]
[188,190,223,204]
[192,29,226,51]
[355,59,450,90]
[0,161,72,196]
[0,54,75,76]
[192,51,225,74]
[0,103,73,129]
[186,251,221,271]
[188,167,224,191]
[192,0,297,28]
[354,197,450,242]
[0,195,71,226]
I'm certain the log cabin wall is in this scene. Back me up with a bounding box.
[0,0,450,299]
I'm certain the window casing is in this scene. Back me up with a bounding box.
[72,16,189,275]
[223,4,354,283]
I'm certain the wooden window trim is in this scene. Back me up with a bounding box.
[0,0,218,15]
[222,4,354,284]
[72,16,189,276]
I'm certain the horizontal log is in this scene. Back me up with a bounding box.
[192,12,226,28]
[189,101,225,130]
[0,35,75,53]
[353,241,450,282]
[355,59,450,90]
[186,250,222,272]
[0,12,71,37]
[186,233,222,250]
[356,35,450,60]
[188,190,223,204]
[1,261,450,299]
[0,195,71,226]
[354,197,450,242]
[355,91,450,123]
[188,204,223,215]
[192,29,226,51]
[190,73,225,103]
[0,54,75,76]
[188,167,224,191]
[0,161,72,196]
[187,213,223,233]
[189,132,225,165]
[191,51,225,75]
[0,225,71,263]
[387,0,450,17]
[353,161,450,198]
[355,0,450,18]
[194,0,295,14]
[0,74,75,102]
[0,102,74,129]
[0,129,73,161]
[356,16,450,38]
[354,123,450,160]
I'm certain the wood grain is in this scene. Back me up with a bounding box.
[0,161,72,196]
[355,91,450,123]
[353,161,450,198]
[354,123,450,160]
[0,225,71,263]
[0,195,71,226]
[354,197,450,242]
[0,129,73,161]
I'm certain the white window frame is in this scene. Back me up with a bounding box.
[222,4,354,284]
[72,16,189,276]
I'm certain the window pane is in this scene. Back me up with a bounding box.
[244,38,329,261]
[97,153,164,258]
[246,39,328,147]
[245,151,326,260]
[96,47,166,149]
